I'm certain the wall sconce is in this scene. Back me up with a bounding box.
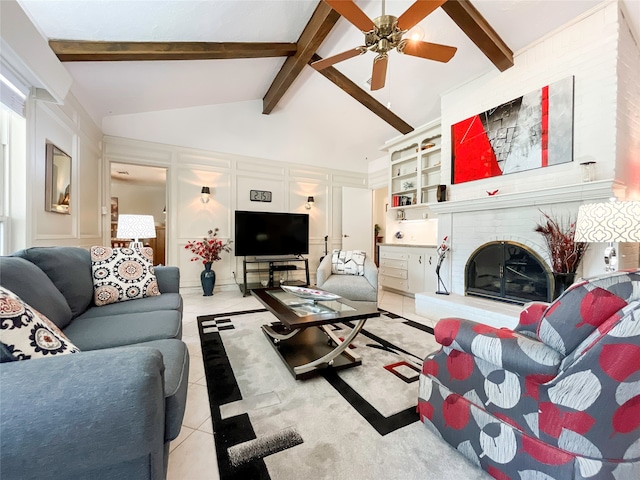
[305,196,314,210]
[200,186,211,204]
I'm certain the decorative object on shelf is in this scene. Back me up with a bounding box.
[250,189,272,202]
[435,236,450,295]
[486,189,499,196]
[396,168,401,177]
[452,76,574,184]
[200,186,211,203]
[534,210,588,299]
[305,196,314,210]
[396,209,405,221]
[579,161,596,182]
[421,142,436,150]
[437,185,447,202]
[185,228,233,296]
[116,214,156,248]
[45,142,72,214]
[402,181,414,190]
[574,199,640,272]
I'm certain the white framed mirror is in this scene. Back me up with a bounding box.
[45,142,71,214]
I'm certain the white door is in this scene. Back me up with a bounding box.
[342,187,373,256]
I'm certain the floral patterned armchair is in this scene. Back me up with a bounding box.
[418,269,640,480]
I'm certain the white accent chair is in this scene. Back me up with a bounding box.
[316,254,378,305]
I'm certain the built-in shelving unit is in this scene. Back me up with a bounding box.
[386,120,442,208]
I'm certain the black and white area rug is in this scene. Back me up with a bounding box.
[197,309,490,480]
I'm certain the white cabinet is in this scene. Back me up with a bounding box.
[379,245,437,296]
[386,120,442,209]
[408,252,425,293]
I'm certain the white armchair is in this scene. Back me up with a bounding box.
[316,254,378,304]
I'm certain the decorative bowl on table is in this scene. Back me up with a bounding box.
[281,285,341,301]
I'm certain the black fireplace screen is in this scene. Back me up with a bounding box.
[466,241,552,304]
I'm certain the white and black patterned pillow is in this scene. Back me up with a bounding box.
[0,286,80,360]
[331,249,366,276]
[90,246,160,306]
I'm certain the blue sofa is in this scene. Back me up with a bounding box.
[0,246,189,480]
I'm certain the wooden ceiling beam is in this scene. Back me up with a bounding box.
[442,0,513,71]
[49,41,297,62]
[310,54,414,135]
[262,1,340,114]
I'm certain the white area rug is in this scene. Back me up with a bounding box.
[198,308,492,480]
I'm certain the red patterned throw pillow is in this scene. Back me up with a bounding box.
[0,286,80,360]
[90,246,160,306]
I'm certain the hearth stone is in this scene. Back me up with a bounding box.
[415,292,519,330]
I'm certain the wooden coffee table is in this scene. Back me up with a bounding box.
[251,287,380,379]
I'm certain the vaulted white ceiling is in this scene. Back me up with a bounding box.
[17,0,639,172]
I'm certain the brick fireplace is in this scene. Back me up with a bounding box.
[416,181,619,329]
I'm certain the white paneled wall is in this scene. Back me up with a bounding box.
[25,93,102,249]
[104,136,369,290]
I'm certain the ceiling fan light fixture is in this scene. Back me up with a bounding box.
[407,25,425,42]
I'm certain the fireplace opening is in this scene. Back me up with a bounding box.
[465,241,552,305]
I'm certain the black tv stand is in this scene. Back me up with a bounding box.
[240,257,310,296]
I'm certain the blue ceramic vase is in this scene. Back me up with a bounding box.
[200,262,216,296]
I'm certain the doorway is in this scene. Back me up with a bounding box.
[372,186,388,266]
[110,162,167,265]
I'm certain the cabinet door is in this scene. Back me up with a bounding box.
[407,252,425,293]
[423,248,437,293]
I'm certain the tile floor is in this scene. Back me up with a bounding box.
[167,287,439,480]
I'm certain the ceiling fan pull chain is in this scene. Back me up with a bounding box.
[382,0,386,16]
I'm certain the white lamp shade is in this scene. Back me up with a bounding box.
[574,201,640,242]
[116,214,156,240]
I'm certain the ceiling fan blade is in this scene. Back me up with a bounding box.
[324,0,375,32]
[311,47,367,70]
[399,41,457,62]
[370,55,388,91]
[396,0,447,31]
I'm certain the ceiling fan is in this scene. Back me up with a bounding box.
[312,0,457,91]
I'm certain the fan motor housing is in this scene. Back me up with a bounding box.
[367,15,404,53]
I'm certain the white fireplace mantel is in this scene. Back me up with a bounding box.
[429,180,616,215]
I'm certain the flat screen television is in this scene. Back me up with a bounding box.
[234,210,309,257]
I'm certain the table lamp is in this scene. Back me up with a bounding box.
[574,199,640,272]
[116,214,156,248]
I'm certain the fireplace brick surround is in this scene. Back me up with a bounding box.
[416,181,638,329]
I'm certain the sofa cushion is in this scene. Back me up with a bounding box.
[63,310,182,350]
[91,246,160,306]
[331,249,366,275]
[0,286,80,360]
[77,292,182,319]
[0,256,73,328]
[121,339,189,441]
[13,247,94,319]
[320,275,377,302]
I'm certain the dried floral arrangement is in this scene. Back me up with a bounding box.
[185,228,233,264]
[534,211,587,274]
